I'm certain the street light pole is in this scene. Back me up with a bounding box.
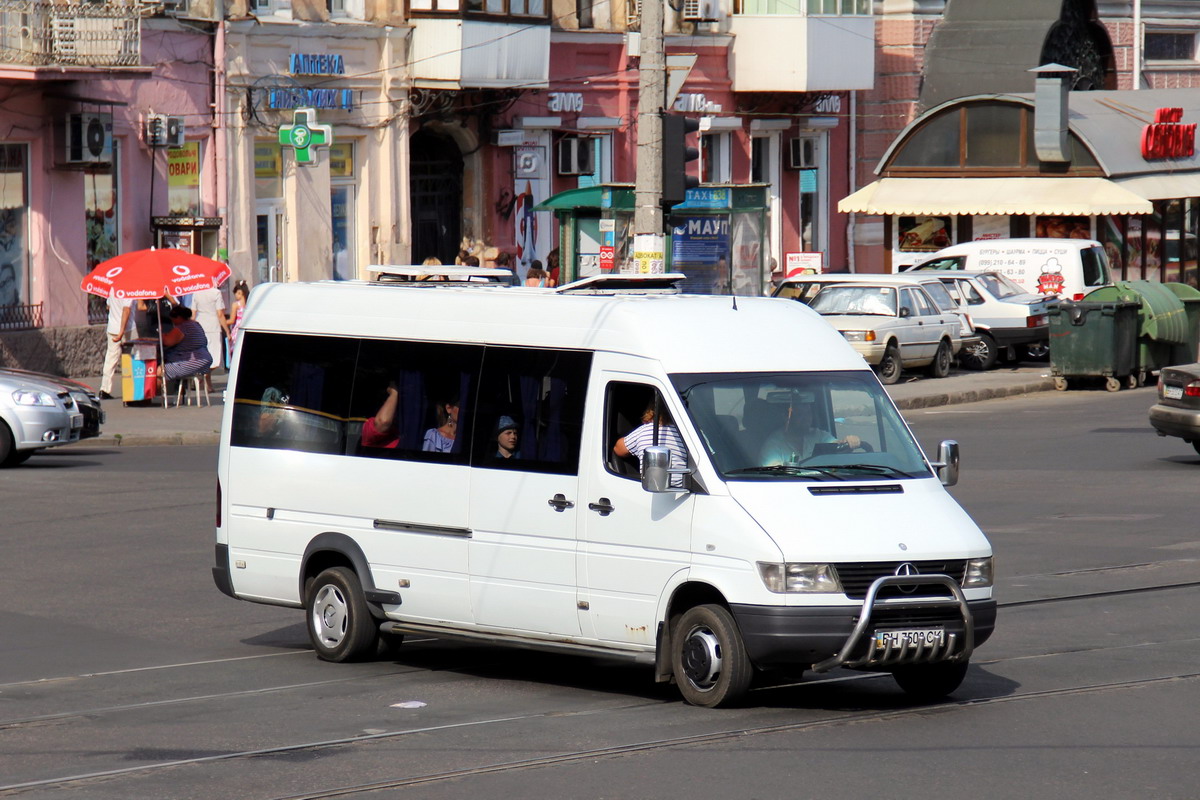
[632,0,665,271]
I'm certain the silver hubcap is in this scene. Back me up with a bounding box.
[681,626,723,690]
[312,584,348,648]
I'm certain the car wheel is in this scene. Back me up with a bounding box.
[892,660,969,702]
[306,566,379,663]
[960,332,997,371]
[671,604,753,708]
[1192,441,1200,457]
[0,422,22,468]
[877,343,902,385]
[926,339,952,379]
[1021,342,1050,362]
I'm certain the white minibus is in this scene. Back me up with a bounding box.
[212,273,995,707]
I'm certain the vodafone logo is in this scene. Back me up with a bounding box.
[106,266,123,279]
[172,265,191,277]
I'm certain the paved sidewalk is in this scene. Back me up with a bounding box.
[78,365,1056,448]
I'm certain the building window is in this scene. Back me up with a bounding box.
[83,144,118,327]
[794,134,822,252]
[576,0,593,27]
[460,0,548,16]
[701,132,730,184]
[330,142,356,281]
[736,0,868,13]
[0,144,33,329]
[1145,30,1198,62]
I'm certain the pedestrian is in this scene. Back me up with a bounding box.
[161,305,212,381]
[546,248,560,288]
[190,286,228,390]
[225,281,249,367]
[99,294,135,400]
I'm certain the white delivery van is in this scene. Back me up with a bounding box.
[910,238,1111,301]
[213,272,995,707]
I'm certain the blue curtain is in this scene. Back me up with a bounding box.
[396,369,425,450]
[539,376,565,461]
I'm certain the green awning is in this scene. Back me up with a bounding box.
[535,185,635,212]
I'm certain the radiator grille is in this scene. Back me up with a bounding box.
[834,560,967,599]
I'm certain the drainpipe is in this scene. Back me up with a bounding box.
[1133,0,1143,90]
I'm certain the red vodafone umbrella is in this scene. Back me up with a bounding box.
[80,247,231,300]
[80,248,232,408]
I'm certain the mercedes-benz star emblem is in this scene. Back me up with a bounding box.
[894,562,919,594]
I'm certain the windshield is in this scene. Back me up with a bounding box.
[977,272,1026,299]
[809,285,898,316]
[675,371,931,482]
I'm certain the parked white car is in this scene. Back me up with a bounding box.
[0,370,85,467]
[805,281,961,384]
[916,271,1053,369]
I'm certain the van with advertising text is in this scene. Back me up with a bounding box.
[211,271,996,707]
[908,238,1112,301]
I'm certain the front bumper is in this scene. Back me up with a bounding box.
[8,406,81,449]
[1149,403,1200,442]
[731,583,996,671]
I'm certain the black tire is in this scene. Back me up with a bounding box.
[892,660,969,702]
[1192,440,1200,456]
[877,343,902,385]
[0,421,15,467]
[5,449,34,466]
[1020,342,1050,362]
[926,339,952,379]
[960,332,998,371]
[671,604,753,708]
[306,567,378,663]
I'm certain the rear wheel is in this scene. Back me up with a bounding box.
[877,343,902,385]
[671,604,753,708]
[926,339,952,378]
[960,332,998,371]
[892,660,969,702]
[306,567,378,663]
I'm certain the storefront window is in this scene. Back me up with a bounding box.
[254,141,282,200]
[897,216,952,254]
[330,142,356,281]
[891,111,961,168]
[84,145,118,326]
[0,144,30,328]
[701,133,730,184]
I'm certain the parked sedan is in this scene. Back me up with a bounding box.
[1149,363,1200,454]
[0,368,104,440]
[0,369,86,466]
[806,282,960,384]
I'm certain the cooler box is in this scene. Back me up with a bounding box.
[121,340,159,402]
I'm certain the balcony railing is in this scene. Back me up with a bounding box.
[0,302,43,331]
[0,1,141,67]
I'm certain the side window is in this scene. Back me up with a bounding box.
[230,332,357,454]
[605,382,689,483]
[348,340,483,464]
[899,288,919,317]
[471,347,591,475]
[1081,246,1108,287]
[959,280,984,304]
[920,280,957,312]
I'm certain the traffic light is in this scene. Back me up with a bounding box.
[661,112,701,208]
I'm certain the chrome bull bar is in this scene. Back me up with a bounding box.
[812,574,975,674]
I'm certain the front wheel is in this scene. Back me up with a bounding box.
[306,567,379,663]
[671,604,753,708]
[926,339,952,378]
[892,660,969,702]
[877,343,902,385]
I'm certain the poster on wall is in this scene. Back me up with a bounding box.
[1034,215,1091,239]
[167,143,201,216]
[730,211,763,296]
[513,142,551,280]
[971,216,1008,241]
[671,215,730,294]
[897,216,952,252]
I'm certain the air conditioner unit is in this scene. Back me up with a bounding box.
[165,116,186,147]
[65,112,113,163]
[788,137,816,170]
[557,137,595,176]
[682,0,720,22]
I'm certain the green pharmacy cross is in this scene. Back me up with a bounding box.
[278,107,333,166]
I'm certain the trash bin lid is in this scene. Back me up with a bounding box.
[1084,280,1189,343]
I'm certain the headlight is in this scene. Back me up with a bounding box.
[963,556,993,588]
[758,562,842,593]
[13,390,56,407]
[841,330,876,342]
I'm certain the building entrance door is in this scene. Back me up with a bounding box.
[255,202,284,284]
[410,129,463,266]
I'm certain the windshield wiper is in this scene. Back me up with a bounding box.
[818,310,893,317]
[828,463,919,478]
[726,465,848,480]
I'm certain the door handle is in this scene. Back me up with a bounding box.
[588,497,615,516]
[548,493,575,512]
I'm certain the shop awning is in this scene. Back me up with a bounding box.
[534,185,605,212]
[1113,173,1200,202]
[838,177,1154,216]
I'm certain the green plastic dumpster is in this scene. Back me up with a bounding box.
[1048,300,1140,391]
[1162,282,1200,364]
[1083,281,1191,375]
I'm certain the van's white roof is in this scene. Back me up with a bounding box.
[241,281,867,374]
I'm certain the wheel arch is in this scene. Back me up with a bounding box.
[300,532,380,604]
[654,580,731,683]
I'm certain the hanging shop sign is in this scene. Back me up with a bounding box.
[1141,107,1196,160]
[547,92,584,113]
[278,107,333,167]
[167,142,201,216]
[268,88,355,111]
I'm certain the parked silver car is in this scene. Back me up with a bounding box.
[0,369,86,466]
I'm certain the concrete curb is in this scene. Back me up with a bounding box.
[890,378,1056,410]
[91,432,221,447]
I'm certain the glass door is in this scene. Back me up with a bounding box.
[255,202,284,284]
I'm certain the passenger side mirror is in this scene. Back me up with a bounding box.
[930,439,960,486]
[642,445,692,493]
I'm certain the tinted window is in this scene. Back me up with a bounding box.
[471,347,591,475]
[1081,246,1109,287]
[230,332,356,454]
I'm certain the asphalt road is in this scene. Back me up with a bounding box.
[2,385,1198,799]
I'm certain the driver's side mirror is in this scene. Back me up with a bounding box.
[930,439,960,486]
[899,307,911,318]
[642,445,692,493]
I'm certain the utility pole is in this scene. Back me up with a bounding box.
[631,0,665,272]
